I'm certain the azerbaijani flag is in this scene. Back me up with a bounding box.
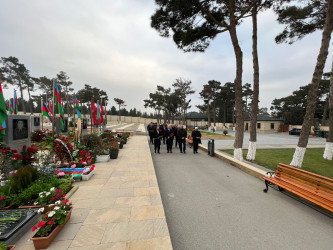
[0,80,8,138]
[54,82,64,130]
[100,102,104,125]
[9,100,14,114]
[75,96,81,118]
[49,99,52,113]
[91,98,97,125]
[13,90,18,114]
[42,103,53,123]
[97,101,100,124]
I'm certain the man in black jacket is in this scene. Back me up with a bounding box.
[177,125,187,153]
[153,127,161,153]
[165,125,174,153]
[191,127,201,154]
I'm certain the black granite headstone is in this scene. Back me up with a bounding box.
[4,115,31,151]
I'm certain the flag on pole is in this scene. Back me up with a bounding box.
[54,82,64,130]
[91,98,97,125]
[75,96,81,118]
[49,99,52,113]
[42,103,53,123]
[0,80,8,138]
[97,101,100,125]
[13,90,18,114]
[9,100,14,114]
[100,102,104,125]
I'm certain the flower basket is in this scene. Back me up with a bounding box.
[31,208,72,249]
[96,154,110,163]
[109,150,119,159]
[82,170,94,181]
[119,142,123,149]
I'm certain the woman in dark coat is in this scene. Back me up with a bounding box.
[153,127,162,153]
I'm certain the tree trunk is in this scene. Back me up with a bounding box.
[323,49,333,160]
[213,100,216,126]
[247,2,259,161]
[207,102,211,127]
[229,1,244,160]
[322,97,329,125]
[291,0,333,167]
[27,87,33,114]
[223,102,226,127]
[19,83,26,114]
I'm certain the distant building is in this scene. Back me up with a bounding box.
[185,112,208,128]
[244,115,284,133]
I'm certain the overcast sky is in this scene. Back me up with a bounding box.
[1,0,332,114]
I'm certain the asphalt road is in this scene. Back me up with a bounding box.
[150,141,333,250]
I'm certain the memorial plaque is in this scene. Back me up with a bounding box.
[4,115,31,151]
[55,117,68,136]
[30,116,41,132]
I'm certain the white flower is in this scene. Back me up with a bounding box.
[37,207,45,213]
[45,192,51,196]
[48,203,54,207]
[55,200,61,205]
[39,192,44,196]
[34,201,39,205]
[54,206,60,210]
[39,195,44,198]
[48,211,56,217]
[50,187,55,192]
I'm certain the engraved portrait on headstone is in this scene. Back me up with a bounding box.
[13,119,28,140]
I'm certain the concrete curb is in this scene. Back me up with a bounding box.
[199,144,267,181]
[66,185,79,199]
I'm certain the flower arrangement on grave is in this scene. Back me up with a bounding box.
[82,133,100,151]
[21,145,38,166]
[34,187,66,206]
[53,135,74,162]
[32,200,72,237]
[31,129,48,142]
[0,193,16,208]
[82,164,95,175]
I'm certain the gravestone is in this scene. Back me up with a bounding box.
[30,116,41,132]
[3,115,31,152]
[55,117,68,136]
[82,118,88,134]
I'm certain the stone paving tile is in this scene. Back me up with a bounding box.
[153,218,170,238]
[128,236,173,250]
[114,196,151,208]
[131,205,165,221]
[72,198,116,209]
[150,195,163,206]
[75,178,108,186]
[134,187,160,196]
[48,240,73,249]
[102,220,155,243]
[69,208,91,224]
[149,180,158,187]
[54,222,82,241]
[98,188,134,198]
[69,242,128,250]
[120,180,150,188]
[84,207,132,225]
[70,224,107,247]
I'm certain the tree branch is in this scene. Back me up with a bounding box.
[199,5,229,29]
[236,0,258,22]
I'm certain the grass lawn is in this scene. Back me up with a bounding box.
[200,130,230,136]
[221,148,333,179]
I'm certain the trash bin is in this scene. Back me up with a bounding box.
[208,139,215,157]
[323,131,329,138]
[314,130,323,137]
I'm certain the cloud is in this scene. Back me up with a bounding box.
[1,1,331,114]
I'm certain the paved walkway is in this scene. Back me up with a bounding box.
[15,136,172,250]
[150,142,333,250]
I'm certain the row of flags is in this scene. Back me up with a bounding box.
[0,79,106,139]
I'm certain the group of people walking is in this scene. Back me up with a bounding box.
[147,123,202,154]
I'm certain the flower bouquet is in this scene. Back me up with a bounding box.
[82,165,95,181]
[31,201,72,249]
[109,142,119,159]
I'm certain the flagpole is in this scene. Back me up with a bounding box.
[52,79,55,136]
[73,95,76,142]
[90,100,93,134]
[41,97,43,130]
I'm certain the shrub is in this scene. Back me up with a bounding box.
[9,166,39,193]
[82,134,100,151]
[223,130,228,135]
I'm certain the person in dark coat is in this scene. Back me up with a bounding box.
[147,123,154,145]
[165,124,174,153]
[159,124,165,144]
[173,125,179,147]
[153,127,162,153]
[177,125,187,153]
[191,127,202,154]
